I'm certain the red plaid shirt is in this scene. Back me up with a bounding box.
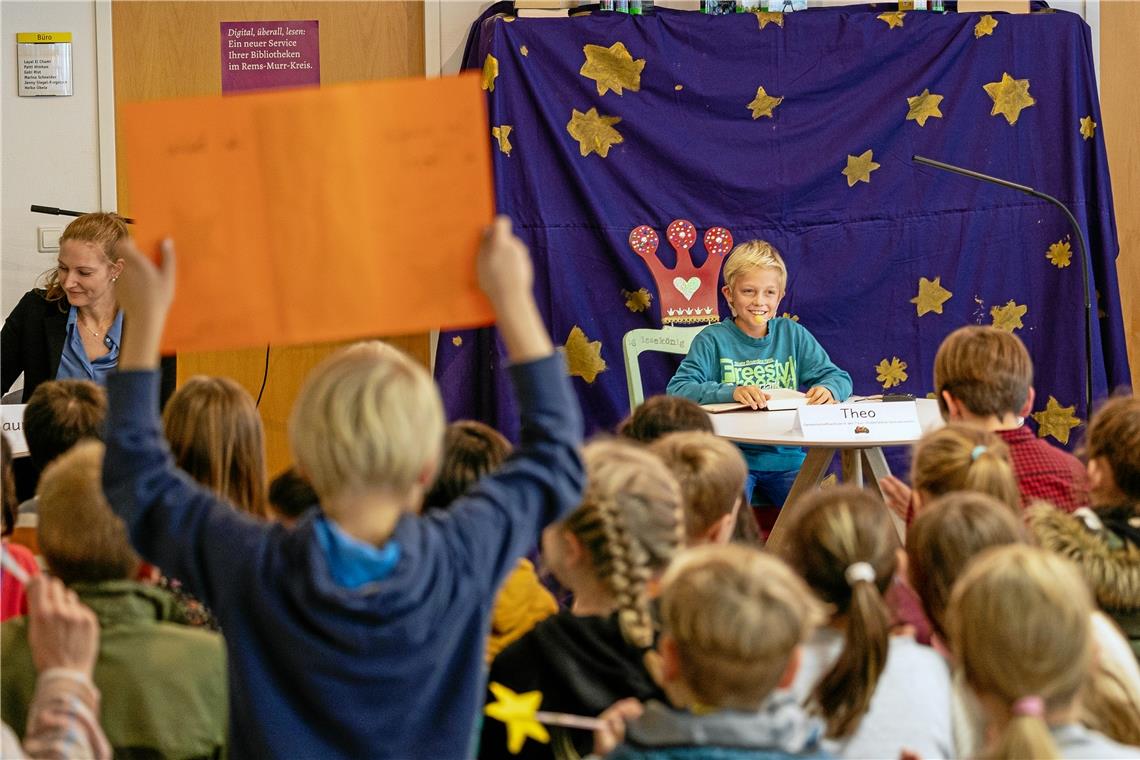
[997,426,1090,513]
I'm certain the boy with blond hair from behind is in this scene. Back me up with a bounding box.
[595,544,830,759]
[101,218,585,759]
[667,241,851,508]
[649,431,747,545]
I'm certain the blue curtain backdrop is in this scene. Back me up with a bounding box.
[436,3,1130,459]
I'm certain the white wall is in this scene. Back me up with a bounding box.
[1,0,102,319]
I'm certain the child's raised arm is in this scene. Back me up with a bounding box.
[477,216,553,364]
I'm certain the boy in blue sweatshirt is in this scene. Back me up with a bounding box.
[102,217,584,759]
[667,241,852,507]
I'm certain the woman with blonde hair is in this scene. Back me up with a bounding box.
[479,439,683,760]
[163,375,268,517]
[947,545,1139,759]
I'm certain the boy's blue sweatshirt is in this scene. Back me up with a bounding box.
[102,354,584,759]
[667,318,853,472]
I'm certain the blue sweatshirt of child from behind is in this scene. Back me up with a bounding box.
[667,317,852,472]
[101,354,584,759]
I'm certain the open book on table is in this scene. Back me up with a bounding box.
[701,388,807,414]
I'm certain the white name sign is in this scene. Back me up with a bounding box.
[794,401,922,443]
[1,405,28,456]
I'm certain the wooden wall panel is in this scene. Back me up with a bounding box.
[1101,0,1140,391]
[113,1,428,475]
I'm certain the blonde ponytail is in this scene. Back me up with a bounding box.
[912,424,1020,514]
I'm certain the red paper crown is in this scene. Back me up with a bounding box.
[629,220,734,326]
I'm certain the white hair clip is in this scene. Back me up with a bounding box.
[844,561,876,587]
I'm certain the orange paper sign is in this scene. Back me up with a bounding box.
[120,73,495,353]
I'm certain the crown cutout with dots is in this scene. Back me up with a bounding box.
[629,220,734,326]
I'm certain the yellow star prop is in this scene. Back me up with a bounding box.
[566,108,624,158]
[781,312,799,322]
[878,11,906,29]
[451,336,463,347]
[485,682,551,754]
[580,42,645,96]
[906,89,944,127]
[563,326,607,383]
[623,288,652,313]
[983,72,1035,125]
[482,54,500,92]
[753,11,784,29]
[748,86,784,120]
[990,300,1027,332]
[911,276,952,316]
[876,357,909,389]
[1031,396,1082,445]
[1046,239,1072,268]
[1080,115,1097,140]
[520,45,529,56]
[843,150,880,187]
[492,125,514,157]
[974,14,998,38]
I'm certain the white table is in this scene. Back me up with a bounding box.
[710,398,944,550]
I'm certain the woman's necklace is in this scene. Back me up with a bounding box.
[78,314,112,339]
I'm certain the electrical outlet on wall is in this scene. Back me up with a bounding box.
[38,226,62,252]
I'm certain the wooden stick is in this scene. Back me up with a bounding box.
[534,711,605,731]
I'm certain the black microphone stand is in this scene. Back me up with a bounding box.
[912,155,1093,415]
[30,204,135,224]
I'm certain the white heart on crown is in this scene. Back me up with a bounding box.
[673,276,701,301]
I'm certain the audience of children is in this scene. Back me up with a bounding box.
[163,375,269,518]
[666,240,852,509]
[2,217,1137,760]
[480,439,682,759]
[0,440,228,758]
[777,486,953,759]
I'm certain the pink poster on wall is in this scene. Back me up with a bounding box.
[220,20,319,93]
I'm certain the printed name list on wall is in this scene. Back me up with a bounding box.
[220,20,319,94]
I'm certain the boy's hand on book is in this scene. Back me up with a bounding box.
[805,386,835,405]
[593,698,643,756]
[732,386,770,410]
[115,237,176,370]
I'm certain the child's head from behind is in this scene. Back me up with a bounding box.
[618,395,713,444]
[423,420,512,510]
[37,440,140,585]
[164,375,268,517]
[911,424,1020,514]
[267,467,319,526]
[289,341,444,512]
[720,240,786,323]
[777,485,897,738]
[658,544,824,711]
[649,431,746,545]
[23,379,106,471]
[547,440,683,648]
[1086,395,1140,504]
[906,491,1027,640]
[934,326,1033,421]
[948,545,1093,760]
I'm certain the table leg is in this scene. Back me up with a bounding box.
[863,447,905,544]
[765,447,835,553]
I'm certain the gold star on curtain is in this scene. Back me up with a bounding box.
[484,683,550,754]
[566,108,624,158]
[451,336,463,347]
[843,150,880,187]
[580,42,645,96]
[906,89,944,127]
[983,73,1035,125]
[623,288,652,312]
[781,312,799,322]
[1046,239,1072,268]
[974,14,998,38]
[990,300,1027,332]
[563,326,607,383]
[878,11,906,29]
[911,276,952,316]
[520,45,529,56]
[1080,116,1097,140]
[492,125,513,157]
[1031,396,1082,445]
[482,54,500,92]
[876,357,908,389]
[753,11,784,29]
[748,87,784,119]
